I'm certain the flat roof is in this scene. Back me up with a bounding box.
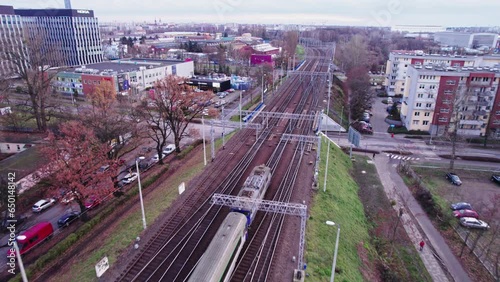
[61,59,185,74]
[409,65,500,76]
[391,51,478,61]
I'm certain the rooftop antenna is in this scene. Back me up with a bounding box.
[64,0,71,9]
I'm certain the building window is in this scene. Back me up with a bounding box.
[438,117,448,122]
[427,94,434,99]
[444,90,453,95]
[416,103,422,107]
[419,84,425,89]
[440,108,450,113]
[430,85,436,89]
[413,120,419,125]
[443,99,451,105]
[423,121,429,125]
[401,88,404,92]
[424,112,430,116]
[426,103,432,108]
[446,80,456,85]
[417,94,423,98]
[414,112,420,116]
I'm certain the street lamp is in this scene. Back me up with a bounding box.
[135,156,147,230]
[325,221,341,282]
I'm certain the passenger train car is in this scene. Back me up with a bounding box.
[188,165,272,282]
[188,212,247,282]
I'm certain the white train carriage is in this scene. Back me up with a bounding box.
[188,212,248,282]
[232,165,272,225]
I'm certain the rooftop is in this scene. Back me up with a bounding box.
[61,59,185,74]
[409,64,500,76]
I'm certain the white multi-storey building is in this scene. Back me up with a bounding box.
[14,8,103,67]
[402,65,500,138]
[0,5,28,77]
[384,50,500,97]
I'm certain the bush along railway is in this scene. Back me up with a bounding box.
[115,45,335,282]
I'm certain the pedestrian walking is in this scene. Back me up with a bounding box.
[372,152,376,159]
[419,240,425,251]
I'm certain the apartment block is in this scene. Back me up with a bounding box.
[402,65,500,138]
[384,51,500,97]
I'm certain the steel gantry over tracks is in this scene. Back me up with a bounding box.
[211,193,308,271]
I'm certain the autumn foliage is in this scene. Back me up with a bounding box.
[41,121,117,216]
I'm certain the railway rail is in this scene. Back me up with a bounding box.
[116,46,333,282]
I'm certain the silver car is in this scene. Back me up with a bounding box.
[32,198,56,213]
[459,217,490,230]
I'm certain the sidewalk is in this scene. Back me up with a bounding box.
[372,155,472,282]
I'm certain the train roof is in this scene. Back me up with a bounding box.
[188,212,247,282]
[242,165,271,190]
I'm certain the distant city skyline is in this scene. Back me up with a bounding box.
[4,0,500,27]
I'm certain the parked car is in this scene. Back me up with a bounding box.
[446,172,462,186]
[350,121,373,135]
[152,153,166,163]
[453,209,479,219]
[163,144,176,155]
[459,217,490,230]
[450,202,472,211]
[84,196,100,210]
[57,211,80,228]
[491,174,500,185]
[122,172,138,184]
[32,198,56,213]
[7,222,54,255]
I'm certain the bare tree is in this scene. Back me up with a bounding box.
[0,29,63,132]
[154,75,214,154]
[80,80,141,159]
[335,34,373,73]
[135,98,173,165]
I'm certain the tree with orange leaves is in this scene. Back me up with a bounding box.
[41,121,118,220]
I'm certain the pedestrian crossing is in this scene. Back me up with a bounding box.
[386,154,420,161]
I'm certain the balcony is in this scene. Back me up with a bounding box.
[465,100,489,107]
[473,110,487,116]
[459,120,483,126]
[478,91,494,97]
[468,81,491,87]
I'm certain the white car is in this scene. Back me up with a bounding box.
[152,153,166,162]
[122,172,138,184]
[163,144,176,155]
[459,217,490,230]
[32,198,56,213]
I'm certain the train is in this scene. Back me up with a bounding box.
[188,165,272,282]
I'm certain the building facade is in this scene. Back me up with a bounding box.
[14,8,103,67]
[384,50,500,96]
[0,6,28,77]
[402,65,500,138]
[434,32,499,49]
[53,59,194,96]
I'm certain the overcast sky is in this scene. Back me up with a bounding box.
[4,0,500,27]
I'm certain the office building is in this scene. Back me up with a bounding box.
[0,5,28,77]
[15,8,103,67]
[53,59,194,96]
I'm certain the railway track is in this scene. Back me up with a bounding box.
[116,46,332,282]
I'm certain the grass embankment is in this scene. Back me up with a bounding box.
[354,156,432,281]
[306,139,431,281]
[305,140,374,281]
